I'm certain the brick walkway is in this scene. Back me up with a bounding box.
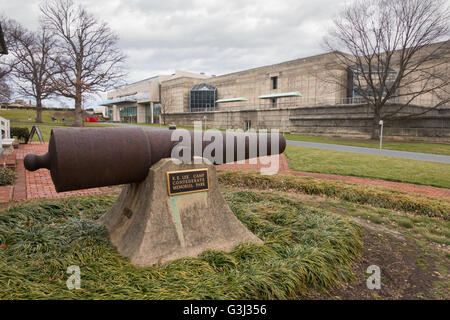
[0,143,114,203]
[0,142,448,203]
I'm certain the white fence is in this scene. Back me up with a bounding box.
[0,116,11,156]
[0,116,10,139]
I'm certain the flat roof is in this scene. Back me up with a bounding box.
[99,97,138,106]
[120,76,159,88]
[208,51,345,81]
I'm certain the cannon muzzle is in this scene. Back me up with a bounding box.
[24,127,286,192]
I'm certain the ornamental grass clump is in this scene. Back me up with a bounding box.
[218,171,450,220]
[0,192,361,299]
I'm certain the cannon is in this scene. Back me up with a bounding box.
[24,126,284,266]
[24,127,286,192]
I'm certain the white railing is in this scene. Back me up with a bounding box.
[219,95,447,111]
[257,96,401,108]
[0,116,10,139]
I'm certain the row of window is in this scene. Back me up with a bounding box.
[110,105,162,124]
[188,80,282,112]
[189,85,217,112]
[119,106,137,123]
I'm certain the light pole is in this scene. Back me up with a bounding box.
[379,120,384,149]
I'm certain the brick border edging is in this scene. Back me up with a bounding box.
[0,186,13,204]
[282,170,450,199]
[12,159,27,201]
[0,149,21,203]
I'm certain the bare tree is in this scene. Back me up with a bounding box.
[40,0,126,127]
[0,76,10,104]
[325,0,450,138]
[2,19,58,122]
[160,87,173,125]
[0,21,12,104]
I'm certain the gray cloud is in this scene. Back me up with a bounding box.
[1,0,353,107]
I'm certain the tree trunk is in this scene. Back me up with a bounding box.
[74,95,84,127]
[371,112,381,140]
[35,97,43,123]
[74,61,84,127]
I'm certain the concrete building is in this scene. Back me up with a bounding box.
[102,52,350,123]
[100,71,209,124]
[102,43,449,141]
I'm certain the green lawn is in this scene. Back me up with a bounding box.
[10,123,115,142]
[285,133,450,156]
[14,124,56,142]
[0,109,75,123]
[284,145,450,189]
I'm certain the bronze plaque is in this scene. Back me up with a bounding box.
[166,168,209,196]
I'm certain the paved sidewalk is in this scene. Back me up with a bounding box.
[287,140,450,164]
[103,123,450,164]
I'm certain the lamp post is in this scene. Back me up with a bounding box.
[379,120,384,149]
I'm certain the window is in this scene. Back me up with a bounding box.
[119,106,137,123]
[244,120,251,131]
[271,76,278,90]
[347,66,397,104]
[145,104,161,124]
[271,98,277,108]
[189,83,217,112]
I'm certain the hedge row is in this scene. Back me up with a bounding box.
[217,171,450,220]
[10,127,30,141]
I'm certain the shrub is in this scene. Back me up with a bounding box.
[0,167,16,186]
[10,127,30,141]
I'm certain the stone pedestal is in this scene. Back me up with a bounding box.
[98,157,262,266]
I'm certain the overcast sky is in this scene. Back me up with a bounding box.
[1,0,353,107]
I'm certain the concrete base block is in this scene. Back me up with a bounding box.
[98,157,262,266]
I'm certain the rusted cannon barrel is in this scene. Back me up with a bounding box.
[24,127,286,192]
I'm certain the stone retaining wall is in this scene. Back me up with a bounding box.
[164,104,450,142]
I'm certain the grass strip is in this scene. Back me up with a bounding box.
[217,171,450,220]
[285,133,450,156]
[285,145,450,189]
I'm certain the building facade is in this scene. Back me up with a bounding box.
[100,71,209,124]
[101,44,449,141]
[102,52,349,123]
